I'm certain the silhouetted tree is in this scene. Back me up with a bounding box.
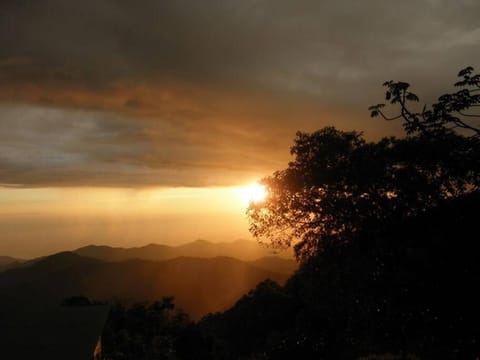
[235,67,480,358]
[199,280,296,359]
[248,68,479,260]
[102,297,193,360]
[369,67,480,138]
[195,191,479,359]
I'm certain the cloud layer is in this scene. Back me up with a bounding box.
[1,0,479,187]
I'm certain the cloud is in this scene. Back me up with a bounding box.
[0,0,478,187]
[0,102,305,187]
[1,0,479,97]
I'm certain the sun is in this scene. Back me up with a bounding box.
[238,182,268,205]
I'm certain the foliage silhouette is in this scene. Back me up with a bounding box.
[230,67,480,358]
[191,191,479,358]
[102,298,204,360]
[199,279,296,359]
[369,67,480,138]
[248,68,479,260]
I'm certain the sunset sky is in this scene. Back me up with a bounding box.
[1,0,479,257]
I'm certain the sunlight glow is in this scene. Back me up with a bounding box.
[0,186,255,257]
[238,182,268,205]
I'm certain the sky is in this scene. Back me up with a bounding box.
[1,0,479,258]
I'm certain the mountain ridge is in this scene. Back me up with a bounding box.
[0,251,291,319]
[73,239,292,263]
[0,255,25,272]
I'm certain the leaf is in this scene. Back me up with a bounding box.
[458,66,473,77]
[406,93,419,102]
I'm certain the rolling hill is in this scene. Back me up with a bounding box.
[0,251,290,319]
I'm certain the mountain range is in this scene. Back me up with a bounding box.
[74,239,292,262]
[0,240,297,319]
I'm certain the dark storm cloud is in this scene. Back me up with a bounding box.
[2,0,479,96]
[0,0,478,187]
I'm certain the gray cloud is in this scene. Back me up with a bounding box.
[0,103,292,187]
[0,0,478,187]
[1,0,479,97]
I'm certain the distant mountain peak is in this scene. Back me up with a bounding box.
[190,239,211,244]
[73,239,293,262]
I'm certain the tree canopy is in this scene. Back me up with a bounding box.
[248,67,480,260]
